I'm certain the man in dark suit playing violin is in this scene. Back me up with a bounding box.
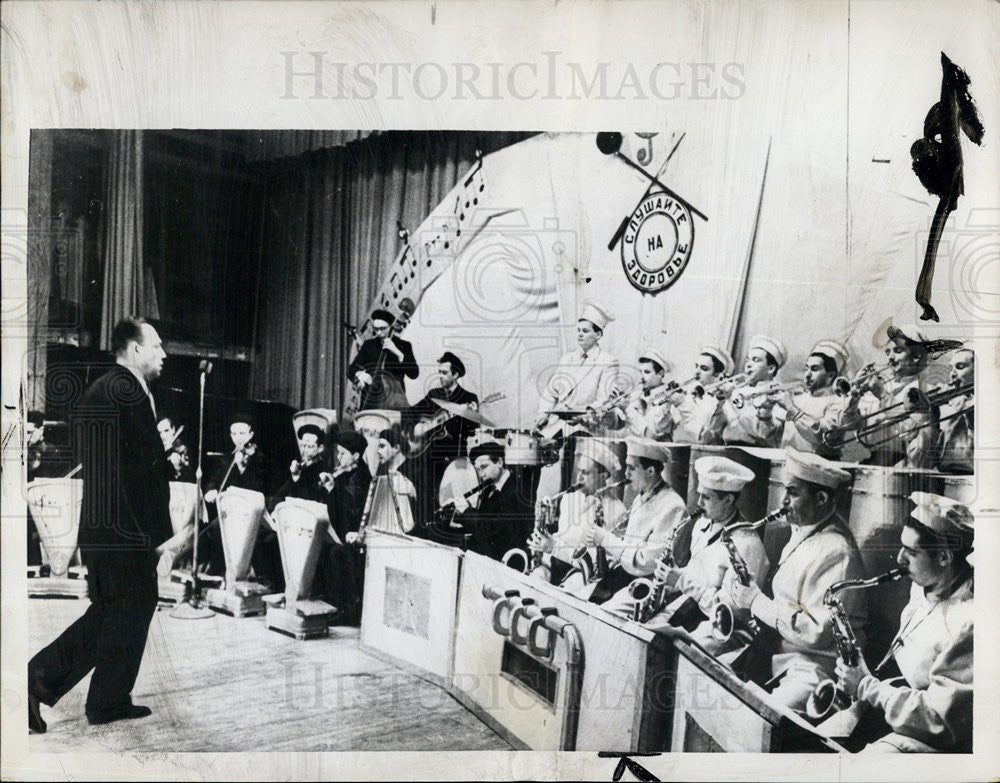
[402,352,479,527]
[347,308,419,411]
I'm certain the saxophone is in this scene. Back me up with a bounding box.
[629,508,704,623]
[711,507,789,642]
[805,567,908,721]
[502,482,584,573]
[569,479,629,583]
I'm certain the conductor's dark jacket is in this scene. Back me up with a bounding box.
[74,365,172,555]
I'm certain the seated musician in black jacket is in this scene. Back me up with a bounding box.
[316,430,372,625]
[203,412,279,586]
[157,415,194,483]
[272,422,330,505]
[447,442,534,564]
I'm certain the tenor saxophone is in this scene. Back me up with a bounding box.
[805,567,908,721]
[711,507,789,642]
[629,509,704,623]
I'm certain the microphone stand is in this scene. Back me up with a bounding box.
[170,360,216,620]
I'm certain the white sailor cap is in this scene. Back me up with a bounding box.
[699,345,735,376]
[749,335,788,369]
[909,492,974,535]
[694,456,755,493]
[811,340,850,375]
[626,437,670,464]
[887,323,930,346]
[638,339,672,375]
[292,408,338,440]
[783,448,852,489]
[578,300,614,332]
[576,437,622,476]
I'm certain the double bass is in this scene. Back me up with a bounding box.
[345,298,416,417]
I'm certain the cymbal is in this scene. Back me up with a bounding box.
[434,399,497,426]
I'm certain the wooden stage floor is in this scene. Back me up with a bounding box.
[28,598,511,753]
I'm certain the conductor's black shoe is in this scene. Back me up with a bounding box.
[86,704,152,725]
[28,691,47,734]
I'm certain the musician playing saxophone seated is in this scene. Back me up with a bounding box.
[528,438,627,585]
[728,449,867,713]
[571,438,685,608]
[641,457,769,648]
[831,493,973,753]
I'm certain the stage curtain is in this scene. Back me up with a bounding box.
[99,130,156,350]
[251,131,534,412]
[243,130,378,162]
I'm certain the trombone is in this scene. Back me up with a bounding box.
[731,382,805,409]
[826,380,974,449]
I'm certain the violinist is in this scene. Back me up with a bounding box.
[316,430,371,625]
[157,415,193,482]
[347,308,419,411]
[272,421,330,504]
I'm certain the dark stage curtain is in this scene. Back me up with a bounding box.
[251,131,534,412]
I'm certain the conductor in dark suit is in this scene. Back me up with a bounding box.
[28,318,172,732]
[347,309,418,411]
[448,442,534,563]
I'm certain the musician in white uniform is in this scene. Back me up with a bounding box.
[530,438,628,586]
[775,340,850,460]
[644,457,769,648]
[835,492,973,753]
[932,347,974,474]
[840,324,931,467]
[608,340,676,441]
[671,345,735,444]
[585,438,686,611]
[534,300,620,437]
[715,335,788,447]
[729,449,867,713]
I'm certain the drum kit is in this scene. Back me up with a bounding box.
[204,487,271,617]
[264,499,338,639]
[26,477,88,598]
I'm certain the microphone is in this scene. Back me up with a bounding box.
[199,360,213,375]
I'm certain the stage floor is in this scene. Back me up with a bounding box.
[28,597,511,753]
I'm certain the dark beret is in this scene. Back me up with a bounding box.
[230,411,256,429]
[296,423,325,442]
[336,430,368,456]
[438,351,466,377]
[469,442,505,463]
[371,309,395,326]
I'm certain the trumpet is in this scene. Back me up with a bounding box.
[833,362,894,398]
[647,376,698,406]
[630,508,703,623]
[691,373,749,400]
[710,507,789,642]
[805,567,908,721]
[731,382,806,409]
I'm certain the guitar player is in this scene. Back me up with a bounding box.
[402,352,479,529]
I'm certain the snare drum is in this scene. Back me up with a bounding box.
[25,478,83,578]
[466,427,504,453]
[504,429,541,466]
[217,487,267,585]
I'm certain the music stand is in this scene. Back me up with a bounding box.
[170,361,216,620]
